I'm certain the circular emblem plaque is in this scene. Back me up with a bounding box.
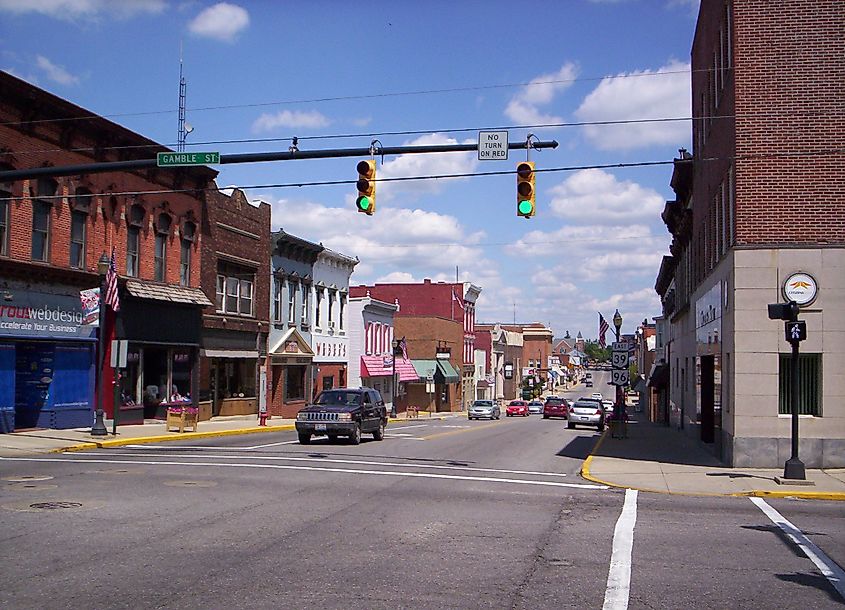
[782,272,818,306]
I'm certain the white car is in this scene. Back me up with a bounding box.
[527,400,545,415]
[468,400,500,420]
[591,392,604,401]
[602,399,614,416]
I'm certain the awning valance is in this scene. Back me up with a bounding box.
[361,356,419,382]
[647,363,669,388]
[201,349,258,359]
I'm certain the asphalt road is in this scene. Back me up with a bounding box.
[1,395,843,609]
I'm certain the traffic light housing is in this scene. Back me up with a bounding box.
[516,161,535,218]
[356,159,376,215]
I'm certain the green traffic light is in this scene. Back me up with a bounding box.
[518,199,533,215]
[357,196,371,212]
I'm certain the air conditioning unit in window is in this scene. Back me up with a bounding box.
[328,321,335,329]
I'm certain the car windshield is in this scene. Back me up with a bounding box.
[509,401,524,406]
[315,390,361,406]
[473,401,493,407]
[573,402,597,410]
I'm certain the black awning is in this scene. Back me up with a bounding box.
[647,363,669,388]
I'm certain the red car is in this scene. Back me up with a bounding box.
[543,397,570,419]
[506,400,529,417]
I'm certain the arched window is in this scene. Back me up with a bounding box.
[180,221,195,286]
[126,204,145,277]
[70,187,91,269]
[32,177,57,262]
[155,213,171,282]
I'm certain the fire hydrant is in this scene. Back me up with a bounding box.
[258,409,269,426]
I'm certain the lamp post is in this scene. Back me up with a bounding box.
[391,338,399,418]
[612,309,624,431]
[90,252,110,436]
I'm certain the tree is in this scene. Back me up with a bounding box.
[584,340,610,362]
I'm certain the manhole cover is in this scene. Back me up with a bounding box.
[163,480,217,488]
[29,501,82,510]
[3,475,54,483]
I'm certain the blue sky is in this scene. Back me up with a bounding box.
[0,0,700,339]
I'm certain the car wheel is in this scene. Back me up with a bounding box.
[298,433,311,445]
[543,415,549,419]
[348,424,361,445]
[567,422,575,429]
[373,421,385,441]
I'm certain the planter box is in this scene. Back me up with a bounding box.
[118,404,144,426]
[218,397,257,416]
[166,407,198,433]
[197,401,212,422]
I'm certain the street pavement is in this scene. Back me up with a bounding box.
[1,414,842,609]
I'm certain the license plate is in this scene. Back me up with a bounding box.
[315,423,326,431]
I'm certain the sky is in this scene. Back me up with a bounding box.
[0,0,700,340]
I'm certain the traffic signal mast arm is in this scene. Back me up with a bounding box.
[0,140,559,181]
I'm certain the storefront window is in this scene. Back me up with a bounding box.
[216,359,256,398]
[284,365,306,401]
[171,350,192,402]
[121,351,141,405]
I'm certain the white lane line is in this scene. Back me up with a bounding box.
[603,489,638,610]
[0,456,606,490]
[67,451,570,479]
[750,497,845,601]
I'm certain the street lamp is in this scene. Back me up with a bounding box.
[612,309,624,433]
[391,338,401,418]
[90,252,110,436]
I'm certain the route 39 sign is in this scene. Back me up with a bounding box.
[611,352,628,369]
[611,369,630,386]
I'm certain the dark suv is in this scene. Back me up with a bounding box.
[295,387,387,445]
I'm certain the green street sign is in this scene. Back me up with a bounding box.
[156,151,220,167]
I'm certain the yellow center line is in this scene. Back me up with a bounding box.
[420,420,504,440]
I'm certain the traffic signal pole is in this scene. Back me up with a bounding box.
[0,140,559,182]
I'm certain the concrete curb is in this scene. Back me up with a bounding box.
[52,415,455,454]
[578,428,845,501]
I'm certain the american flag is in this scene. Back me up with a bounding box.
[104,247,120,312]
[598,313,609,348]
[399,336,408,360]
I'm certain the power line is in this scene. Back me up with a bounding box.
[0,66,709,129]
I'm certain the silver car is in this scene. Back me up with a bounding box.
[567,399,605,431]
[468,400,500,420]
[527,400,544,415]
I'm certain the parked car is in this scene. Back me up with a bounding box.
[295,387,387,445]
[543,397,569,419]
[585,372,592,379]
[527,400,545,415]
[567,399,605,431]
[506,400,529,417]
[602,399,615,417]
[585,380,594,387]
[469,399,500,420]
[591,392,604,401]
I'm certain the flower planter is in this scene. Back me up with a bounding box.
[166,405,198,433]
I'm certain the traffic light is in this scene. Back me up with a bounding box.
[356,159,376,215]
[516,161,535,218]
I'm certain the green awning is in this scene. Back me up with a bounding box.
[410,360,437,381]
[436,360,460,383]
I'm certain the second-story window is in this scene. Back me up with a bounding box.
[216,261,254,316]
[0,174,11,257]
[70,188,90,269]
[154,213,171,282]
[328,290,336,328]
[287,281,297,324]
[273,277,282,323]
[31,178,56,262]
[315,289,323,328]
[126,204,144,277]
[301,284,309,326]
[180,221,195,286]
[339,293,345,330]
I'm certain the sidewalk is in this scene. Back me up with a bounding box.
[0,411,455,457]
[581,411,845,501]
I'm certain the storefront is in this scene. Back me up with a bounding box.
[115,280,209,423]
[313,335,350,398]
[268,327,314,418]
[200,328,262,419]
[359,354,418,411]
[407,359,461,412]
[0,282,96,431]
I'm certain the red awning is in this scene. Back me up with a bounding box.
[360,356,419,382]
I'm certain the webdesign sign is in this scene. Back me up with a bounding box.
[0,289,97,340]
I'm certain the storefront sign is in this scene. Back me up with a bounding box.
[0,288,96,340]
[783,272,818,306]
[285,341,299,353]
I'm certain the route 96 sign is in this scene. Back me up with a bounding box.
[611,369,629,386]
[611,352,628,369]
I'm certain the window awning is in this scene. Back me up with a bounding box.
[201,349,258,359]
[647,363,669,388]
[125,279,213,307]
[436,360,460,384]
[361,356,419,382]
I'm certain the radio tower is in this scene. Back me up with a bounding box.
[177,44,188,152]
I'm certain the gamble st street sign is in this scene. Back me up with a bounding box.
[157,151,220,167]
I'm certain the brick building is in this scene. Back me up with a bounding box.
[476,323,524,402]
[349,279,481,410]
[655,1,845,466]
[0,70,214,430]
[198,188,271,420]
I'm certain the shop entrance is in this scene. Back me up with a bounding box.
[142,347,168,418]
[698,355,721,449]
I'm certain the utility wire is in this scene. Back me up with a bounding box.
[0,66,713,129]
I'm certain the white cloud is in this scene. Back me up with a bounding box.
[35,55,79,86]
[378,133,479,201]
[548,168,665,224]
[251,109,331,133]
[504,63,579,125]
[575,60,691,150]
[0,0,165,20]
[188,2,249,42]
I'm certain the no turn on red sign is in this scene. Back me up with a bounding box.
[478,131,508,160]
